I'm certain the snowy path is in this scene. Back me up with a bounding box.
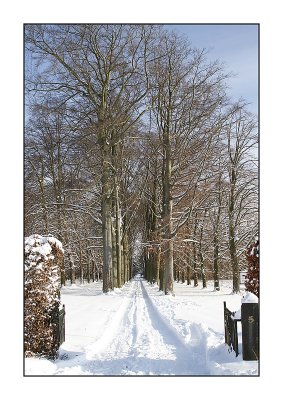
[54,278,207,375]
[25,277,258,376]
[82,278,208,375]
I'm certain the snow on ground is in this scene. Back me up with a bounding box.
[24,276,258,376]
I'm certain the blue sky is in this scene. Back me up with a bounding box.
[165,24,258,114]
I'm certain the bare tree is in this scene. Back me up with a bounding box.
[25,24,157,292]
[25,25,258,295]
[148,30,228,294]
[224,103,258,293]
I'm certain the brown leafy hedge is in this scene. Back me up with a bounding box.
[24,235,64,359]
[245,237,259,298]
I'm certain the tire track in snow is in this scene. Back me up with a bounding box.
[84,277,209,375]
[139,279,209,374]
[56,277,209,375]
[84,279,137,358]
[55,280,138,374]
[92,278,178,374]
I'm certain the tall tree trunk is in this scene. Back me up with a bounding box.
[91,259,95,282]
[69,254,75,284]
[186,264,191,285]
[159,263,165,292]
[128,254,132,281]
[112,225,118,288]
[229,168,240,293]
[162,109,174,295]
[102,189,112,293]
[164,238,174,294]
[199,219,207,288]
[123,233,129,284]
[112,141,122,289]
[101,150,113,292]
[148,253,152,283]
[79,242,83,284]
[186,249,191,285]
[60,258,65,286]
[229,224,239,293]
[193,262,198,287]
[213,235,220,291]
[115,201,122,288]
[155,247,161,286]
[213,192,221,291]
[181,269,185,284]
[174,267,177,281]
[193,216,198,287]
[86,250,91,283]
[38,175,49,235]
[199,251,206,288]
[144,254,148,281]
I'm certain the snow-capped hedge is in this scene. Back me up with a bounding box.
[24,234,64,359]
[245,237,259,298]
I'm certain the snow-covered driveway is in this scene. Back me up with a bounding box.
[83,278,208,375]
[25,276,258,376]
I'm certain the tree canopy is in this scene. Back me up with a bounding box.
[25,24,258,294]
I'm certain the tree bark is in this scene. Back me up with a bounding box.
[164,238,174,294]
[198,218,207,288]
[159,263,165,292]
[186,248,191,285]
[86,261,90,284]
[91,259,95,282]
[193,216,198,287]
[69,254,75,284]
[186,264,191,285]
[123,233,129,284]
[79,242,83,284]
[162,108,174,295]
[229,224,239,293]
[181,269,185,284]
[115,201,122,288]
[200,253,206,288]
[112,224,118,288]
[155,246,161,286]
[101,143,113,293]
[213,234,220,291]
[229,167,240,293]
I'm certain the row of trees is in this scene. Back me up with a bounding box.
[25,24,258,294]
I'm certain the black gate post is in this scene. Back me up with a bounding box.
[223,301,229,344]
[241,303,259,361]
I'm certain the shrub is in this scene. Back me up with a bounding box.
[245,237,259,298]
[24,234,64,359]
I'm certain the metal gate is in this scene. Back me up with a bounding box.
[223,301,240,356]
